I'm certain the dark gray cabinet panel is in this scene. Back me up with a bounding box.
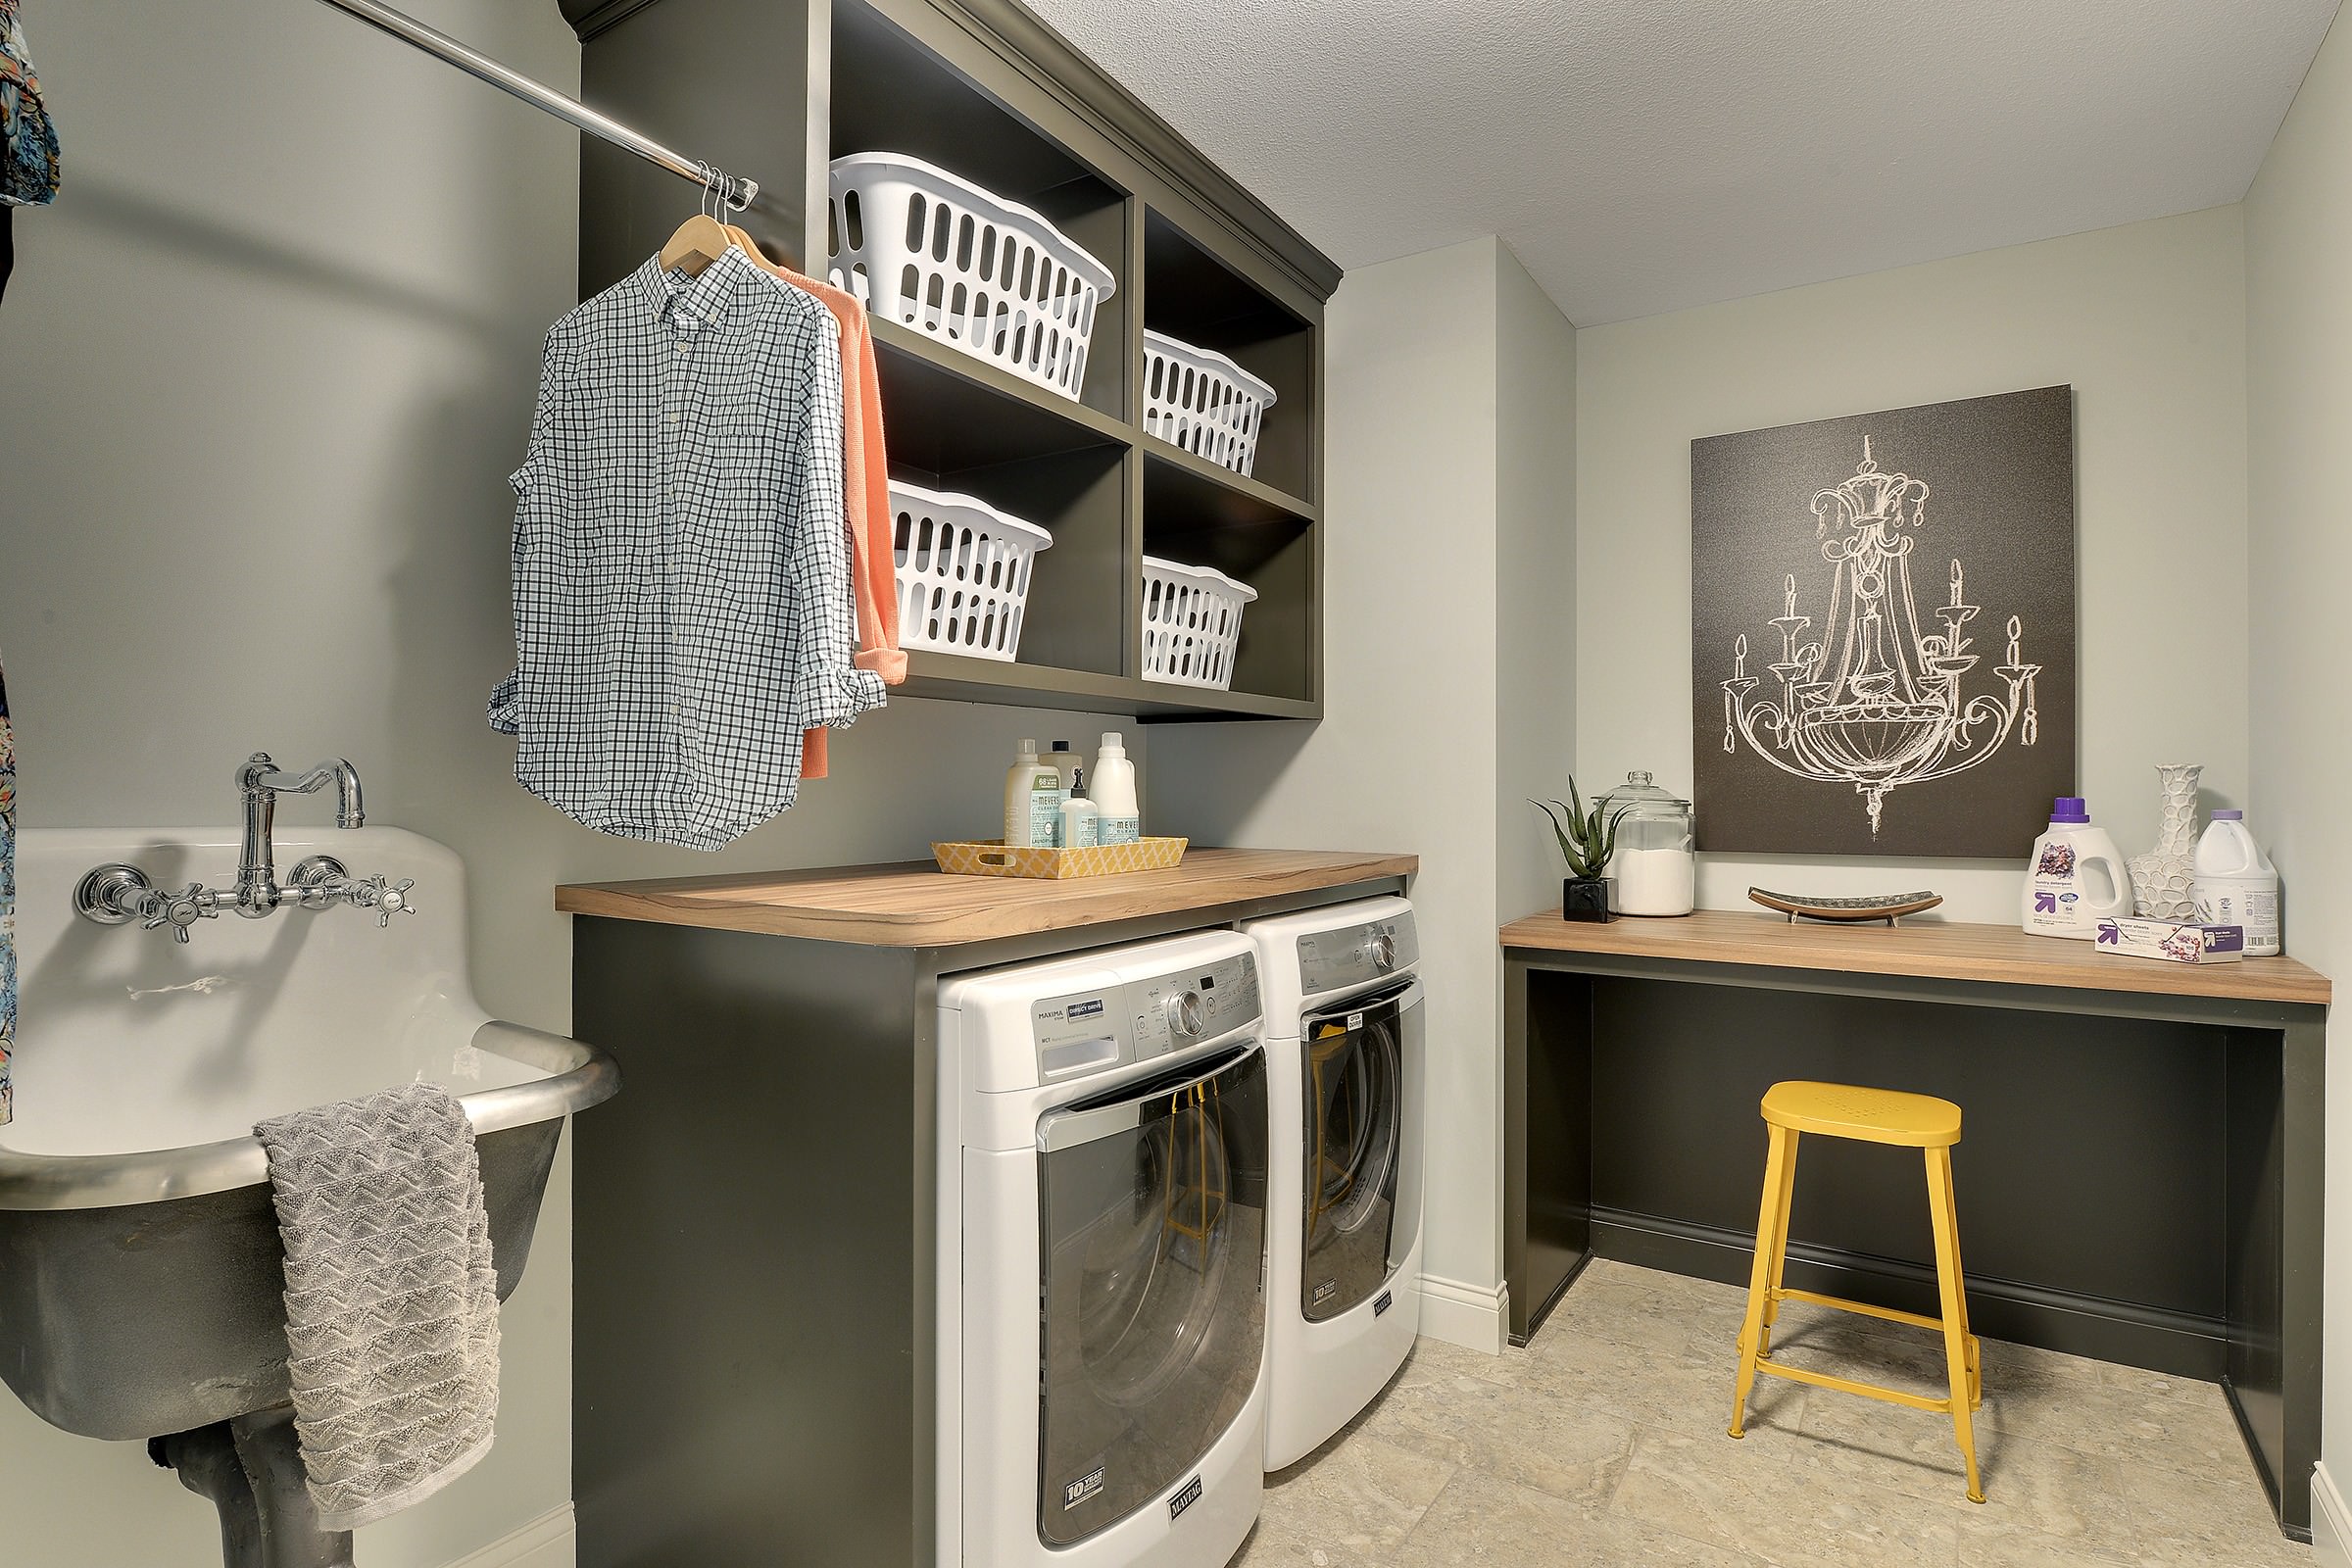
[571,922,928,1568]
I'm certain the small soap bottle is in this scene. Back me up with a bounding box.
[1043,741,1082,812]
[1059,768,1101,850]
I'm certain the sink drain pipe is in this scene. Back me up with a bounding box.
[153,1405,355,1568]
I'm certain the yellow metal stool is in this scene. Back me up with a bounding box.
[1727,1080,1986,1503]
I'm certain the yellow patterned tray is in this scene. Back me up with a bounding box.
[931,837,1189,880]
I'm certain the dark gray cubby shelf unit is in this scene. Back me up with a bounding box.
[569,0,1340,722]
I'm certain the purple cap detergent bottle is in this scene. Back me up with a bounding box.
[2022,796,2129,941]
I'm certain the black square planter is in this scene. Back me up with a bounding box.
[1563,877,1615,922]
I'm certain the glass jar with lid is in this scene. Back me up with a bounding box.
[1597,771,1694,916]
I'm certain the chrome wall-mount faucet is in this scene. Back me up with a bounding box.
[74,753,417,943]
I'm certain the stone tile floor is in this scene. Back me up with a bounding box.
[1235,1259,2308,1567]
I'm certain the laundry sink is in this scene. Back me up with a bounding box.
[0,826,617,1444]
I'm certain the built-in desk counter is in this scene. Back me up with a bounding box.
[1499,907,2330,1004]
[560,850,1414,1566]
[1502,906,2327,1540]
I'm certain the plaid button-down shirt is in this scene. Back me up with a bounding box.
[491,249,881,849]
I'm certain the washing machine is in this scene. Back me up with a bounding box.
[1242,896,1426,1470]
[937,929,1270,1568]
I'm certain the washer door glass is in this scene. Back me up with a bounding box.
[1036,1044,1268,1548]
[1300,982,1422,1322]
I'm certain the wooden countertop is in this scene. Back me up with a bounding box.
[558,848,1416,947]
[1499,907,2330,1005]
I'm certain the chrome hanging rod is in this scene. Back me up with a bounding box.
[311,0,757,211]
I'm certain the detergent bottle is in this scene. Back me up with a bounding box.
[2192,809,2282,956]
[2021,797,2131,940]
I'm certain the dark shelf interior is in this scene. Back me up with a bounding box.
[897,650,1137,713]
[832,1,1130,419]
[1142,438,1314,529]
[895,653,1315,721]
[1144,210,1317,502]
[891,444,1128,679]
[1143,452,1315,707]
[872,319,1128,470]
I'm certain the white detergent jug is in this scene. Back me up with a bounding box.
[2021,797,2131,940]
[2193,809,2282,956]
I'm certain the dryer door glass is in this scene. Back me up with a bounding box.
[1299,981,1423,1322]
[1035,1043,1269,1547]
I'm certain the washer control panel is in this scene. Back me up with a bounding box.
[1031,951,1260,1078]
[1298,911,1420,995]
[1127,952,1259,1059]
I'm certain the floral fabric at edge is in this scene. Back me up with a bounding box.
[2,0,61,208]
[1,662,15,1125]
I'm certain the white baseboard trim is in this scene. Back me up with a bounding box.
[2314,1463,2350,1568]
[1418,1273,1508,1354]
[442,1503,576,1568]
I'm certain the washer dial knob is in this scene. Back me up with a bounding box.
[1369,931,1399,971]
[1165,990,1205,1038]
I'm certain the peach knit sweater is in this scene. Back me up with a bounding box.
[728,230,903,779]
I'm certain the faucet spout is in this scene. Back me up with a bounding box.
[237,756,365,829]
[234,754,368,916]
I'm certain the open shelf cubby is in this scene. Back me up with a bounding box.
[1142,449,1317,710]
[1143,209,1319,506]
[830,0,1130,424]
[889,443,1128,680]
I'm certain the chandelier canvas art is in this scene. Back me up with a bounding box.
[1690,387,2078,858]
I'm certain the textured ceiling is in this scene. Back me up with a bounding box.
[1018,0,2342,324]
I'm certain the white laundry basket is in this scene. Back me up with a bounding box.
[829,154,1115,403]
[891,482,1054,662]
[1141,556,1257,690]
[1144,329,1278,477]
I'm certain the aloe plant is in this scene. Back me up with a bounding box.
[1533,775,1632,882]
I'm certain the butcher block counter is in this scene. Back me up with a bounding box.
[561,847,1414,1568]
[556,847,1418,947]
[1498,906,2329,1005]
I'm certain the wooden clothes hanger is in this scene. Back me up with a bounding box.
[660,167,737,276]
[723,222,779,270]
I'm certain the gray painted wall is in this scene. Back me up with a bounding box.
[1574,206,2251,922]
[2244,4,2352,1535]
[0,2,1134,1562]
[1494,244,1579,928]
[1155,237,1579,1348]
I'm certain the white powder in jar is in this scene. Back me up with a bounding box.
[1612,846,1694,915]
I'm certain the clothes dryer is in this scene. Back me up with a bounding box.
[1241,897,1426,1469]
[936,930,1270,1568]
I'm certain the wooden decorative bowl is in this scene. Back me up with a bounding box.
[1748,887,1944,925]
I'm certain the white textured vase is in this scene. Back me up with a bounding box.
[2128,762,2203,919]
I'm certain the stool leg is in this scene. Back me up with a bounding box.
[1730,1123,1794,1439]
[1925,1146,1984,1503]
[1758,1129,1800,1360]
[1933,1147,1984,1409]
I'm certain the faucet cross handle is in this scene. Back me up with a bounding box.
[143,883,222,944]
[342,873,418,928]
[373,878,418,928]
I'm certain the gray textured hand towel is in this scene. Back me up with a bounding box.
[255,1082,500,1531]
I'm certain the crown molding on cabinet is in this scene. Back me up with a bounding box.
[556,0,1343,301]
